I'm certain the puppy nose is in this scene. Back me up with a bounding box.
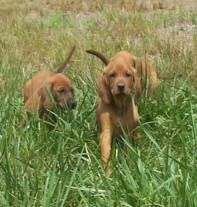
[69,99,77,109]
[71,100,77,109]
[117,82,125,91]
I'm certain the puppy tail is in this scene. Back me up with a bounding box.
[86,50,109,66]
[158,72,182,80]
[56,45,76,73]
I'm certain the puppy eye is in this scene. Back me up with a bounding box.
[125,72,131,77]
[57,89,65,93]
[109,72,116,78]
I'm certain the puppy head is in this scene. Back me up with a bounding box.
[99,61,142,104]
[39,74,77,110]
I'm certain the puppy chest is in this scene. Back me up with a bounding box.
[112,112,139,137]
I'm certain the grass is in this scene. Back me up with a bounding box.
[1,0,197,206]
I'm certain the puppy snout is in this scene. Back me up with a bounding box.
[67,98,77,109]
[71,99,77,109]
[117,82,125,92]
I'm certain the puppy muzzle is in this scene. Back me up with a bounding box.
[117,82,125,92]
[70,99,77,109]
[66,98,77,109]
[59,98,77,109]
[113,82,130,96]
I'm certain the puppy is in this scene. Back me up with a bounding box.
[24,46,76,120]
[86,50,160,174]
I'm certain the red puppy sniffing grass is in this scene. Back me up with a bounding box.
[23,46,76,124]
[86,49,160,175]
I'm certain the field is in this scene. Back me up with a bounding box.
[1,0,197,206]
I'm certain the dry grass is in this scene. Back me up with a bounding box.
[1,0,197,78]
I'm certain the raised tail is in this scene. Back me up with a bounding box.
[56,45,76,73]
[86,50,109,66]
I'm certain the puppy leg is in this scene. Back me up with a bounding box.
[21,94,41,127]
[130,99,140,144]
[25,95,42,112]
[128,134,135,146]
[99,112,112,175]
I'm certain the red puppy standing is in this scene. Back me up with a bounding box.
[24,46,76,119]
[86,50,160,174]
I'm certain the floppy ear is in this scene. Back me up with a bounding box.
[98,73,112,104]
[133,71,143,100]
[38,81,54,110]
[133,57,146,77]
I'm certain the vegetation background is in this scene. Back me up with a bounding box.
[1,0,197,206]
